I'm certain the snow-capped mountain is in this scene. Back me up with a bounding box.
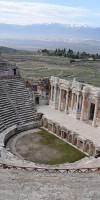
[0,23,100,52]
[0,23,99,40]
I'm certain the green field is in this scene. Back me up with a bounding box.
[2,50,100,87]
[16,128,87,165]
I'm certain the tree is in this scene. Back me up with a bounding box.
[67,49,74,58]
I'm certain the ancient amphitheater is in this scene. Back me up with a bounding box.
[0,57,100,200]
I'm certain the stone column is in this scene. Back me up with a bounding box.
[80,92,85,121]
[65,89,69,113]
[71,92,74,110]
[77,139,80,148]
[76,93,79,113]
[58,88,61,110]
[92,99,98,127]
[54,85,57,107]
[83,141,87,152]
[50,85,53,101]
[88,142,94,156]
[61,130,63,138]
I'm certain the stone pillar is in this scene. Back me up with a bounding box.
[54,85,57,108]
[83,141,87,152]
[65,89,69,113]
[77,139,80,148]
[71,133,74,145]
[43,118,45,127]
[88,142,94,156]
[76,93,79,113]
[50,85,53,101]
[52,122,55,133]
[92,99,98,127]
[61,130,63,138]
[80,92,85,121]
[71,92,74,110]
[54,85,57,102]
[58,88,61,110]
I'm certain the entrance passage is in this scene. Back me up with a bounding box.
[35,97,39,104]
[13,68,16,76]
[89,103,95,120]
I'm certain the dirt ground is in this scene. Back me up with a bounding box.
[14,129,86,165]
[15,132,64,164]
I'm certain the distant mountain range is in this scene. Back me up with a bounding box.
[0,23,100,52]
[0,23,100,40]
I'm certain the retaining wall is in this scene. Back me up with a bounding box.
[0,121,42,153]
[42,115,100,156]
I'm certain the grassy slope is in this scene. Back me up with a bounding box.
[2,50,100,87]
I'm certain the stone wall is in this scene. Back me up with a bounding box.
[42,115,100,156]
[0,121,42,157]
[33,78,50,105]
[0,60,19,78]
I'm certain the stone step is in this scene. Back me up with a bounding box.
[0,78,37,131]
[0,168,100,200]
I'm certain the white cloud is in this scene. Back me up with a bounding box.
[0,0,98,25]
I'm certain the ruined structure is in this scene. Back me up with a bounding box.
[0,56,100,200]
[0,59,19,78]
[50,76,100,128]
[36,76,100,157]
[0,55,100,160]
[33,78,50,105]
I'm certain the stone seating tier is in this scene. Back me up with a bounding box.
[0,78,37,133]
[0,121,6,133]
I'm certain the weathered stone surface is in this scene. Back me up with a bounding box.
[0,169,100,200]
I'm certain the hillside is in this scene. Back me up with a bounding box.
[0,46,17,53]
[2,49,100,87]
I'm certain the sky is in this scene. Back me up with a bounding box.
[0,0,100,27]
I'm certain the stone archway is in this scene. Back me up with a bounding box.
[63,132,66,138]
[78,140,84,150]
